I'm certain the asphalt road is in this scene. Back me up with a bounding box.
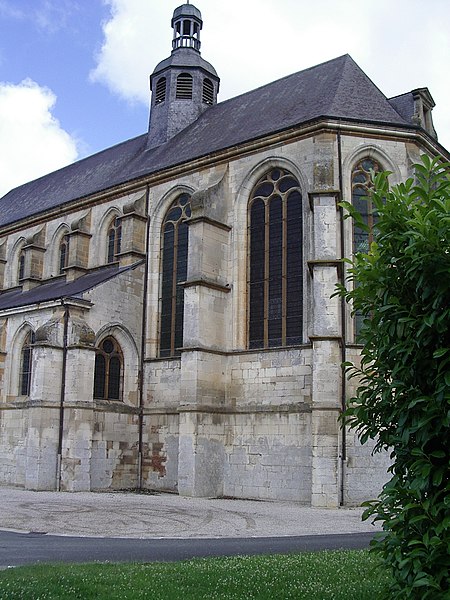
[0,531,375,567]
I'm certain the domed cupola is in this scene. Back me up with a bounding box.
[147,3,220,149]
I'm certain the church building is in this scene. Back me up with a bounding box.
[0,3,447,506]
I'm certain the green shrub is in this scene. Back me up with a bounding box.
[337,155,450,599]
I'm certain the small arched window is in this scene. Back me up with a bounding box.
[202,78,214,104]
[19,331,35,396]
[107,217,122,264]
[159,193,191,357]
[18,250,25,282]
[248,169,303,349]
[93,337,123,400]
[176,73,193,100]
[59,235,69,274]
[155,77,167,104]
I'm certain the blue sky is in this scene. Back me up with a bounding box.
[0,0,449,197]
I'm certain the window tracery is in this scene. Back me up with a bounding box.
[93,337,123,400]
[248,169,303,349]
[58,234,69,274]
[159,193,191,357]
[351,157,382,337]
[107,217,122,264]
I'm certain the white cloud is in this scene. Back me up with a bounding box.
[90,0,167,104]
[0,79,79,197]
[90,0,450,149]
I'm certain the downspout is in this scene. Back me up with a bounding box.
[337,130,347,506]
[56,301,69,491]
[137,184,151,489]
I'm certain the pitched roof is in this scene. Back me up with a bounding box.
[0,263,140,311]
[388,92,415,123]
[0,55,419,228]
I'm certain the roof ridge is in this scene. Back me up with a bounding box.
[328,55,408,124]
[211,54,351,112]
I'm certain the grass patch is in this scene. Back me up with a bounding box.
[0,549,391,599]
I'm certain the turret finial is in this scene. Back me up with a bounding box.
[171,4,202,52]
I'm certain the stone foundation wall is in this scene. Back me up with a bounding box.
[224,410,312,501]
[141,412,179,492]
[342,346,390,504]
[0,407,28,487]
[90,408,140,490]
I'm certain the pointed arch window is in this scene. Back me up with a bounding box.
[18,249,25,282]
[93,337,123,400]
[19,331,35,396]
[248,169,303,349]
[351,158,382,337]
[59,234,69,274]
[155,77,167,104]
[159,193,191,358]
[107,217,122,264]
[202,78,214,104]
[352,158,382,254]
[176,73,193,100]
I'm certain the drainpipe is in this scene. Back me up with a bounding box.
[337,130,347,506]
[56,301,69,491]
[137,184,151,489]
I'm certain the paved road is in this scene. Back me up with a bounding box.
[0,487,379,567]
[0,530,375,567]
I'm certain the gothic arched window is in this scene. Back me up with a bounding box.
[18,250,25,282]
[59,234,69,274]
[352,158,382,254]
[351,158,382,337]
[248,168,303,349]
[93,337,123,400]
[159,193,191,357]
[176,73,193,100]
[19,331,35,396]
[107,217,122,264]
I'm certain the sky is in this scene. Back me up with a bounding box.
[0,0,449,198]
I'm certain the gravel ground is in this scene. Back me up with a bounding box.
[0,487,380,539]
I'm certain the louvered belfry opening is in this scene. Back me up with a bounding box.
[155,77,167,104]
[176,73,193,100]
[202,78,214,104]
[248,169,303,349]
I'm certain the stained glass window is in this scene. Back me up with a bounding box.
[351,158,382,337]
[107,217,122,264]
[59,235,69,274]
[352,158,381,254]
[93,337,123,400]
[159,194,191,357]
[18,250,25,281]
[19,331,35,396]
[248,169,303,349]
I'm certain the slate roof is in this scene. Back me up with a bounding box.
[0,54,426,228]
[388,92,415,123]
[0,263,141,311]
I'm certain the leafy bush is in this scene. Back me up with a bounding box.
[337,155,450,599]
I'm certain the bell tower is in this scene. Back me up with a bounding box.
[147,3,220,149]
